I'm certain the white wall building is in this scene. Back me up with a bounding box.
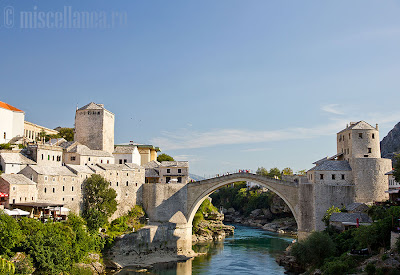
[113,145,141,165]
[0,101,25,144]
[0,151,36,174]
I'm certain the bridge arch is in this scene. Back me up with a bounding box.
[186,173,301,229]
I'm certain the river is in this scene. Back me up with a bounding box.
[116,224,294,275]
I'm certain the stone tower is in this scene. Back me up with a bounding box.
[337,121,391,203]
[74,102,115,154]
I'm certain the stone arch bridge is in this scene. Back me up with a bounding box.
[142,172,318,254]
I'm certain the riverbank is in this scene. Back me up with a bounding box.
[224,208,297,235]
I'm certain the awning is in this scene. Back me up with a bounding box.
[3,208,30,216]
[0,192,9,198]
[47,207,70,214]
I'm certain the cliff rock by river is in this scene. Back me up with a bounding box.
[192,211,235,243]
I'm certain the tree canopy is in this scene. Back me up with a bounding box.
[82,174,118,231]
[282,167,294,176]
[256,167,282,179]
[157,153,174,162]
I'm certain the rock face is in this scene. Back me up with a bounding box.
[192,212,234,243]
[381,121,400,161]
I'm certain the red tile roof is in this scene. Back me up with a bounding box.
[0,101,23,112]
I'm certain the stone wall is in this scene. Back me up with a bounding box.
[351,158,391,203]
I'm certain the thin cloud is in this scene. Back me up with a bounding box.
[150,113,400,151]
[321,104,344,115]
[241,148,271,152]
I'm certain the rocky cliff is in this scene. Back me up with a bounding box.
[381,122,400,161]
[192,211,234,243]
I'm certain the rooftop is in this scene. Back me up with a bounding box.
[142,160,161,169]
[0,101,23,112]
[67,144,113,157]
[160,161,189,168]
[114,144,161,152]
[0,152,36,165]
[309,160,352,171]
[145,168,160,178]
[330,212,372,223]
[1,174,36,185]
[95,163,135,171]
[65,164,95,174]
[338,121,377,134]
[25,165,76,176]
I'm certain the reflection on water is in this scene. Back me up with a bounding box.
[116,224,293,275]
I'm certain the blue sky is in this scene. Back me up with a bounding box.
[1,0,400,176]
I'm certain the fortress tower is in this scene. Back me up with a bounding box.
[74,103,115,154]
[337,121,391,203]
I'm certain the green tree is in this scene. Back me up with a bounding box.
[322,205,341,226]
[82,174,118,231]
[282,167,293,176]
[0,212,23,256]
[57,128,74,141]
[256,167,269,177]
[394,154,400,183]
[291,231,336,267]
[268,167,281,179]
[297,169,307,176]
[157,153,174,162]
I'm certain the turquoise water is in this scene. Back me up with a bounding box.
[117,224,294,275]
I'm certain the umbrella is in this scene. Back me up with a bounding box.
[3,208,30,216]
[47,207,70,214]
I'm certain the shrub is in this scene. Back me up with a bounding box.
[365,262,376,275]
[291,231,336,267]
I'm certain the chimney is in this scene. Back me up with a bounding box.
[376,124,379,131]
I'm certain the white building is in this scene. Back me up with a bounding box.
[113,145,141,165]
[0,151,36,174]
[0,101,25,144]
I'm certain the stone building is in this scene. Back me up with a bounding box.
[307,121,392,230]
[0,174,38,208]
[89,163,145,219]
[385,170,400,202]
[0,150,36,174]
[25,144,63,167]
[74,103,115,154]
[0,101,25,144]
[24,121,59,143]
[113,143,160,166]
[18,165,81,213]
[63,143,114,166]
[142,160,189,184]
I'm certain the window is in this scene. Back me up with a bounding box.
[178,169,182,173]
[44,176,48,181]
[372,133,375,139]
[135,183,138,187]
[320,174,324,180]
[12,187,16,191]
[368,148,372,153]
[63,178,66,181]
[341,174,345,180]
[107,160,109,164]
[53,188,55,193]
[71,156,76,161]
[167,169,170,173]
[332,174,336,180]
[119,159,123,164]
[48,155,50,160]
[349,133,351,139]
[63,186,65,191]
[116,182,119,186]
[72,186,74,191]
[12,199,15,204]
[3,132,5,139]
[31,197,33,200]
[364,155,369,157]
[63,198,65,201]
[124,159,127,163]
[177,177,182,183]
[42,154,44,160]
[72,198,74,201]
[44,188,47,193]
[166,176,171,183]
[359,133,363,139]
[52,177,55,182]
[126,182,129,186]
[101,160,103,163]
[127,173,129,176]
[88,157,91,161]
[53,156,55,161]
